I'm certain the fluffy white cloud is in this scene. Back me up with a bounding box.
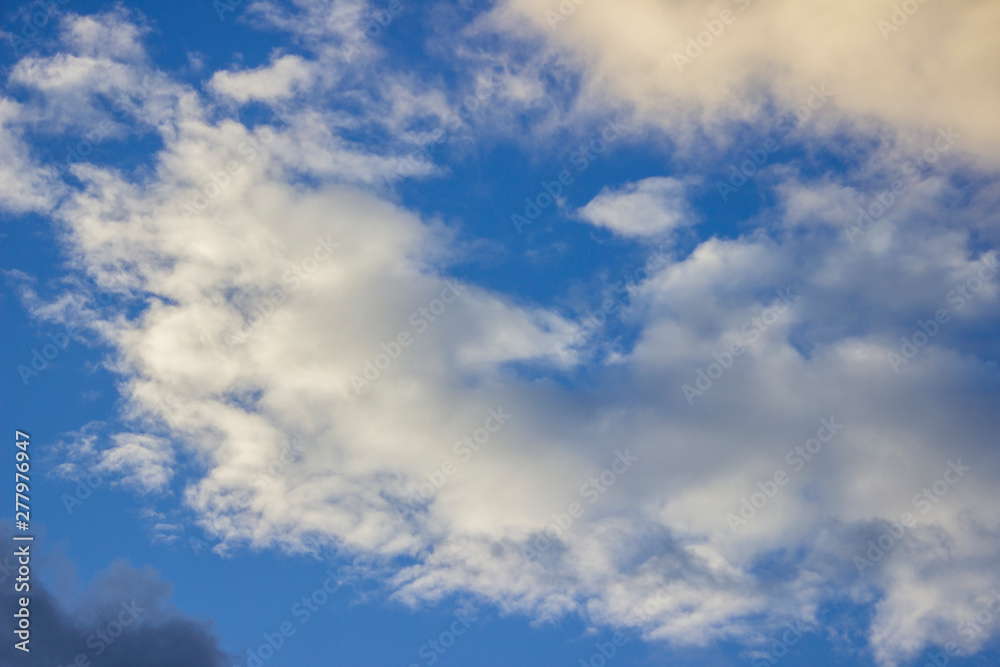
[494,0,1000,161]
[47,103,998,665]
[94,434,175,494]
[209,54,316,102]
[59,7,149,61]
[578,177,692,237]
[8,6,1000,667]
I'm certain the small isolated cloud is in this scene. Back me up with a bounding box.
[578,177,692,238]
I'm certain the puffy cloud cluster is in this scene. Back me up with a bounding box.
[3,3,999,666]
[495,0,1000,161]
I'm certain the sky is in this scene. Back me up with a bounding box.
[0,0,999,665]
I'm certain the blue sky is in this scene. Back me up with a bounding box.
[1,0,1000,665]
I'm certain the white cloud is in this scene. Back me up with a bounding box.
[578,177,692,238]
[44,95,998,663]
[60,8,149,61]
[95,433,175,494]
[0,97,64,213]
[493,0,1000,161]
[7,8,1000,667]
[209,54,316,103]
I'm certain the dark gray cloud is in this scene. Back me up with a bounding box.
[0,530,227,667]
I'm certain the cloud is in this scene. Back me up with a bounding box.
[94,433,175,494]
[0,531,226,667]
[248,0,370,48]
[493,0,1000,161]
[43,83,996,663]
[6,6,1000,667]
[59,7,149,61]
[0,97,63,213]
[577,177,692,238]
[209,54,316,103]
